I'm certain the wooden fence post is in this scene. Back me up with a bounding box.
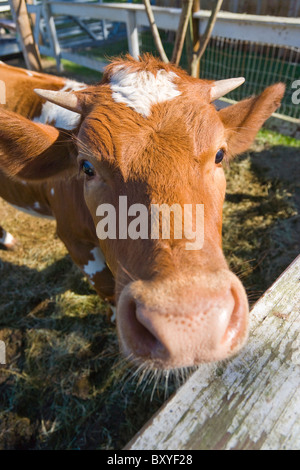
[190,0,200,76]
[126,10,140,59]
[8,0,42,71]
[190,0,223,77]
[41,0,62,72]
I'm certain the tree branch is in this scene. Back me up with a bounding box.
[171,0,194,66]
[196,0,223,61]
[143,0,169,63]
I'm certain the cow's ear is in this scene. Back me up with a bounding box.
[0,108,77,180]
[219,83,285,157]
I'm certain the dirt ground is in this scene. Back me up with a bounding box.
[0,55,299,449]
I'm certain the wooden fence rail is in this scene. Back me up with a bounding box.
[0,0,10,12]
[3,2,300,125]
[43,2,300,51]
[155,0,300,17]
[25,2,300,68]
[26,2,300,128]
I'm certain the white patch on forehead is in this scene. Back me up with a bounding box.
[110,67,181,117]
[83,247,106,279]
[33,79,86,130]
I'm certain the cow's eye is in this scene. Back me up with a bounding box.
[81,160,95,178]
[215,149,225,164]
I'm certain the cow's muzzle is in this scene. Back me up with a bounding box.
[116,271,249,370]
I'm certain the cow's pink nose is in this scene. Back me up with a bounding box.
[117,275,249,369]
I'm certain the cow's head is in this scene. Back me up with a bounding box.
[0,56,285,370]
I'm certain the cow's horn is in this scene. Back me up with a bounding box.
[210,77,245,101]
[34,89,82,114]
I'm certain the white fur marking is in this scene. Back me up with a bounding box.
[83,247,106,279]
[0,230,15,246]
[50,188,55,196]
[110,305,116,323]
[34,79,86,130]
[110,67,181,117]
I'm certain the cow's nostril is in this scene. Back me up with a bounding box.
[126,299,164,357]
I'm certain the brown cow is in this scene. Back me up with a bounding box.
[0,55,285,370]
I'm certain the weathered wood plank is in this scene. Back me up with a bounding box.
[126,255,300,450]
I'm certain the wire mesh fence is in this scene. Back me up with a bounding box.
[139,29,300,120]
[4,0,298,120]
[155,0,300,17]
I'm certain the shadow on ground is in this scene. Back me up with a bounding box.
[223,144,299,305]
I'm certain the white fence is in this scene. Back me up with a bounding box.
[0,0,10,12]
[31,2,300,63]
[3,1,300,123]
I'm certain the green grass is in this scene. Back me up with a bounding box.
[256,128,300,148]
[60,59,102,83]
